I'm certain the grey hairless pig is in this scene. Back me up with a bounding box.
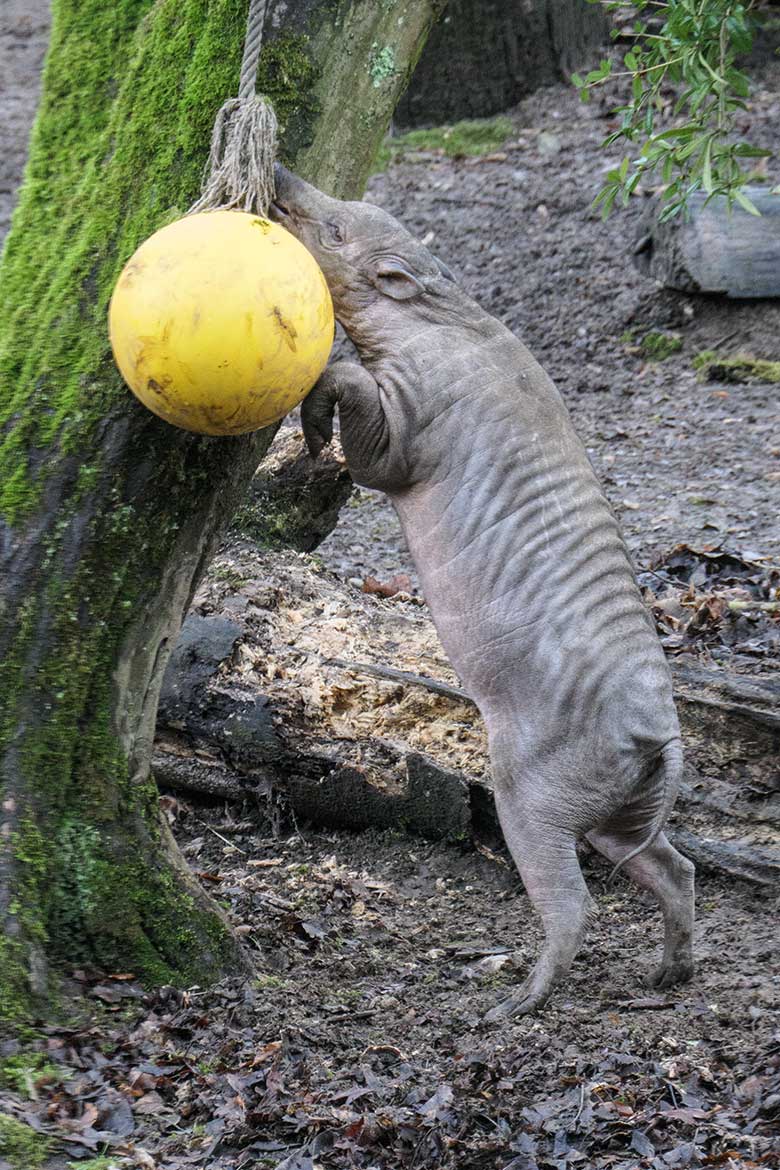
[270,165,695,1018]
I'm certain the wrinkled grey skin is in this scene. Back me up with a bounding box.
[271,165,695,1017]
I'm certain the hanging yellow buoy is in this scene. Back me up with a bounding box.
[109,210,334,436]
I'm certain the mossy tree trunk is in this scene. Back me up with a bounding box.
[0,0,446,1029]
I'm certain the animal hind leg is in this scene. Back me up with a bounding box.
[587,825,695,989]
[485,785,595,1021]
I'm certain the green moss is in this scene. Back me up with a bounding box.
[0,1114,50,1170]
[13,768,239,994]
[67,1159,121,1170]
[1,468,250,1021]
[0,941,28,1026]
[0,1053,65,1097]
[47,819,103,942]
[81,849,238,988]
[0,465,33,528]
[0,0,248,523]
[374,115,514,171]
[0,817,51,1026]
[639,331,683,360]
[232,493,315,548]
[693,351,780,383]
[254,973,285,989]
[0,8,328,527]
[211,565,249,588]
[368,42,397,88]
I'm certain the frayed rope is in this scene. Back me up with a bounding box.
[189,0,277,218]
[189,96,277,217]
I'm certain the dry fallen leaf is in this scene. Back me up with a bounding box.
[362,573,412,598]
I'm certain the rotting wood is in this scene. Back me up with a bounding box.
[153,743,261,803]
[670,662,780,801]
[679,780,780,829]
[232,429,353,552]
[156,548,780,886]
[326,655,780,794]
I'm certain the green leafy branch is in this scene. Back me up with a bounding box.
[572,0,770,219]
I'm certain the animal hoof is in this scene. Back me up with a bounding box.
[647,958,694,990]
[484,985,549,1023]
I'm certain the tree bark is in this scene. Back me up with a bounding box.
[396,0,608,127]
[0,0,446,1028]
[232,429,353,552]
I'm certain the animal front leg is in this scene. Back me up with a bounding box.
[300,362,345,458]
[301,360,409,491]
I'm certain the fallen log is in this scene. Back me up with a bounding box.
[668,828,780,887]
[155,546,780,885]
[634,188,780,298]
[670,662,780,819]
[153,740,266,803]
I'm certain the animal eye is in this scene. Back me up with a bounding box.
[329,222,344,243]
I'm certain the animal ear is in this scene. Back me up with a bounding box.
[371,259,424,301]
[433,255,456,282]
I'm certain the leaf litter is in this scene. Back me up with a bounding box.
[639,544,780,672]
[2,809,777,1169]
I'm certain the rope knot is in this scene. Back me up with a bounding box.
[189,0,277,218]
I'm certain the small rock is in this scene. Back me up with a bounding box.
[537,131,562,156]
[222,594,249,615]
[462,953,512,979]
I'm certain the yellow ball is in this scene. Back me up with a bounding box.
[109,210,334,436]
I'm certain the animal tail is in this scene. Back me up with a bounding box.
[608,737,684,882]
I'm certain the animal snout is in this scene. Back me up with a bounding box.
[270,164,295,225]
[271,163,312,220]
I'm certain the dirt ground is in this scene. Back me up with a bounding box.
[0,0,48,243]
[1,4,779,1169]
[4,806,777,1169]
